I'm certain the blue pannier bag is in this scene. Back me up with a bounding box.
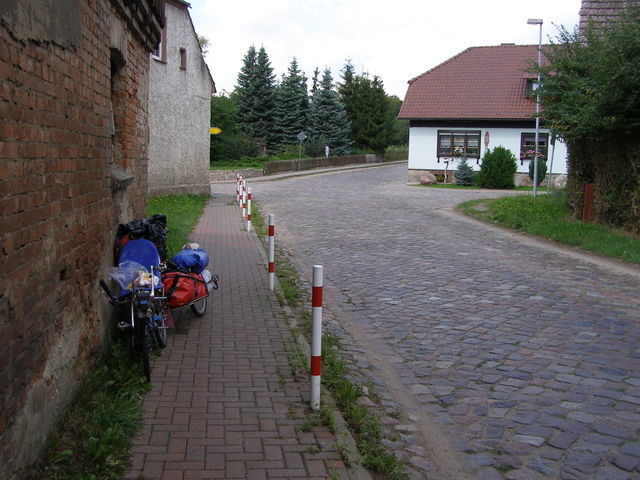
[171,248,209,274]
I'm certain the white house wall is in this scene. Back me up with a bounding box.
[148,2,212,195]
[408,126,568,176]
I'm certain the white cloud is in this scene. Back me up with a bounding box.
[189,0,581,98]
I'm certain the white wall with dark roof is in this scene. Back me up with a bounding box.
[408,126,568,176]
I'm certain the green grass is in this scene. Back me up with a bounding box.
[27,338,150,480]
[416,183,548,191]
[148,193,210,256]
[457,191,640,264]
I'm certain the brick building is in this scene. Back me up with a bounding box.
[0,1,163,477]
[579,0,640,30]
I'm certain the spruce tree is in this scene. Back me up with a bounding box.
[308,68,352,156]
[310,67,320,95]
[338,64,395,153]
[273,58,309,150]
[454,157,475,186]
[234,45,277,151]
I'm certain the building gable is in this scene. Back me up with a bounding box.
[399,45,541,121]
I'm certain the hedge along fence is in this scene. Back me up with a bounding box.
[566,140,640,234]
[262,152,406,176]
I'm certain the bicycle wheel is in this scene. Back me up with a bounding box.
[153,315,167,348]
[136,323,151,382]
[190,296,207,317]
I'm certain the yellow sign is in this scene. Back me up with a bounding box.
[209,127,222,135]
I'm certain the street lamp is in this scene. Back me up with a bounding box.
[527,18,543,198]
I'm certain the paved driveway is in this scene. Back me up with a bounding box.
[217,164,640,479]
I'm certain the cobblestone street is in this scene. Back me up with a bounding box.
[219,164,640,479]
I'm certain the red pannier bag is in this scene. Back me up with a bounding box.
[162,271,207,308]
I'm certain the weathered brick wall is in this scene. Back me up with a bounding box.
[579,0,640,30]
[0,1,158,477]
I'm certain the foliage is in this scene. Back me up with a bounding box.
[527,158,547,186]
[538,8,640,232]
[304,135,329,158]
[338,61,399,153]
[539,11,640,142]
[209,94,259,163]
[387,95,409,146]
[308,69,352,156]
[457,191,640,264]
[235,45,277,151]
[27,338,150,480]
[273,58,309,149]
[454,157,475,186]
[475,146,517,189]
[197,35,209,57]
[147,194,209,256]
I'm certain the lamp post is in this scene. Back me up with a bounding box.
[527,18,543,198]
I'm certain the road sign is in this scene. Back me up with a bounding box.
[210,127,222,135]
[297,131,306,142]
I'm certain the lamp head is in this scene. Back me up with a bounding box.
[527,18,543,25]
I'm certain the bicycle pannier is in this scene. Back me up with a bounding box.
[162,272,207,308]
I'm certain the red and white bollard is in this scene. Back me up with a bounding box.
[242,184,247,218]
[246,187,252,232]
[268,214,275,290]
[310,265,323,411]
[235,174,240,203]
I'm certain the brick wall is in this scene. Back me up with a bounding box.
[579,0,640,30]
[0,1,160,476]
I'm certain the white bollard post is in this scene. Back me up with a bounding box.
[237,177,242,205]
[246,187,252,232]
[268,214,275,290]
[235,174,240,203]
[310,265,323,411]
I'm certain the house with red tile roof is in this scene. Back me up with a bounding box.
[398,44,568,185]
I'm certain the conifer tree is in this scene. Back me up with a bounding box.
[454,157,475,186]
[234,45,277,151]
[310,67,320,95]
[308,68,352,156]
[273,58,309,150]
[338,63,395,153]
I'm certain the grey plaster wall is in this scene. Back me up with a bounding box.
[148,1,212,195]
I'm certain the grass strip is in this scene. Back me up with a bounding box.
[414,183,548,191]
[147,193,210,256]
[251,203,409,480]
[457,191,640,264]
[27,338,150,480]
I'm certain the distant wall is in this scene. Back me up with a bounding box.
[262,153,405,176]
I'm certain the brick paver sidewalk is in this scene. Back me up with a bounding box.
[125,194,349,480]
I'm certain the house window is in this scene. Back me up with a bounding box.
[152,20,167,62]
[520,132,549,163]
[437,130,481,159]
[179,48,187,70]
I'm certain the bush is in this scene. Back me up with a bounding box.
[454,157,475,186]
[528,158,548,186]
[475,146,517,189]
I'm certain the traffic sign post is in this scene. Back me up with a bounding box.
[297,131,306,171]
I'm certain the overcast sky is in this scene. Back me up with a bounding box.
[188,0,582,99]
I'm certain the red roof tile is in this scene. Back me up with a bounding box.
[398,45,542,121]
